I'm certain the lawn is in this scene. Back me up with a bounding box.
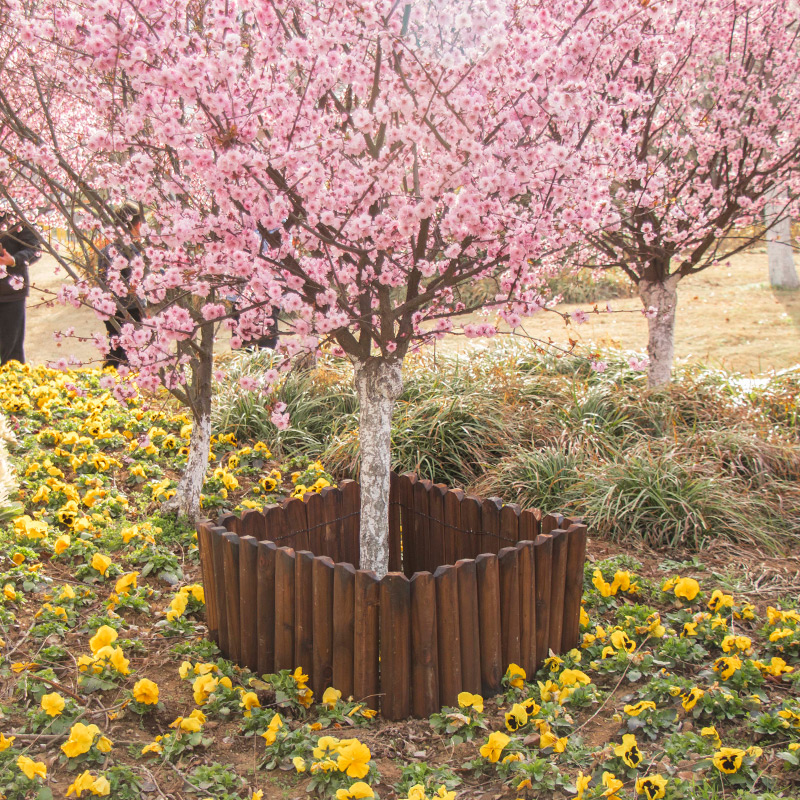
[26,249,800,374]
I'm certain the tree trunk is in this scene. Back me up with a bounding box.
[354,357,403,578]
[162,326,214,522]
[765,192,800,289]
[639,275,679,389]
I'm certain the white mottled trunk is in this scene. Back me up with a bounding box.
[162,324,214,522]
[163,412,212,521]
[354,357,403,578]
[640,276,679,389]
[766,193,800,289]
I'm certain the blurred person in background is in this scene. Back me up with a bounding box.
[0,211,41,365]
[97,205,143,368]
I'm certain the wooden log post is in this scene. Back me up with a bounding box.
[561,523,588,652]
[333,563,356,698]
[460,495,483,561]
[516,540,537,675]
[533,534,553,668]
[428,484,448,570]
[256,540,277,675]
[210,527,230,656]
[241,508,267,541]
[413,480,432,573]
[354,570,380,708]
[410,572,439,717]
[197,523,219,644]
[499,503,521,548]
[339,481,361,567]
[274,547,296,671]
[547,528,570,655]
[319,487,342,564]
[238,536,259,671]
[222,533,242,664]
[455,559,482,695]
[519,509,540,542]
[481,497,503,556]
[263,504,288,546]
[498,546,521,670]
[388,472,403,573]
[380,572,412,720]
[434,564,462,708]
[475,553,502,696]
[311,556,335,698]
[285,498,310,553]
[399,473,417,576]
[294,550,314,674]
[443,489,463,567]
[304,491,327,556]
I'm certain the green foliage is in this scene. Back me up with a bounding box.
[210,345,800,552]
[396,763,462,795]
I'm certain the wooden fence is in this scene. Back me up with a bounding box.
[197,472,588,720]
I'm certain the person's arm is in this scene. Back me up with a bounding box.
[4,226,41,267]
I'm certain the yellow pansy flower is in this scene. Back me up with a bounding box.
[712,747,744,774]
[17,755,47,781]
[114,572,139,595]
[89,625,118,654]
[133,679,159,705]
[635,774,667,800]
[322,687,342,709]
[613,733,642,768]
[457,691,484,714]
[479,731,511,762]
[90,553,112,576]
[336,740,372,779]
[61,722,101,758]
[504,703,528,732]
[41,692,66,717]
[505,663,526,689]
[240,691,261,714]
[672,577,700,601]
[601,771,624,799]
[335,783,375,800]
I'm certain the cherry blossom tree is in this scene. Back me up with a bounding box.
[1,0,651,575]
[570,0,800,387]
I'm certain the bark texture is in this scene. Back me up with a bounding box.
[162,325,214,522]
[766,194,800,289]
[354,357,403,578]
[163,412,212,521]
[640,276,679,388]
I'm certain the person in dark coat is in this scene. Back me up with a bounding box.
[97,206,143,368]
[0,213,41,365]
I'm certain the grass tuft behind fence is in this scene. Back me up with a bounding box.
[211,344,800,552]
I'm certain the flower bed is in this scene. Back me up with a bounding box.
[198,472,587,720]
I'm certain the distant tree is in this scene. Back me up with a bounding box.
[573,0,800,386]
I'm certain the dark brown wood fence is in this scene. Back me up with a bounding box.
[197,472,587,720]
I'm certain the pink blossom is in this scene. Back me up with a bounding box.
[239,375,257,391]
[571,310,589,325]
[628,356,650,371]
[590,360,608,373]
[271,410,290,430]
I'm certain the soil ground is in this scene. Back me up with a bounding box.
[25,249,800,374]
